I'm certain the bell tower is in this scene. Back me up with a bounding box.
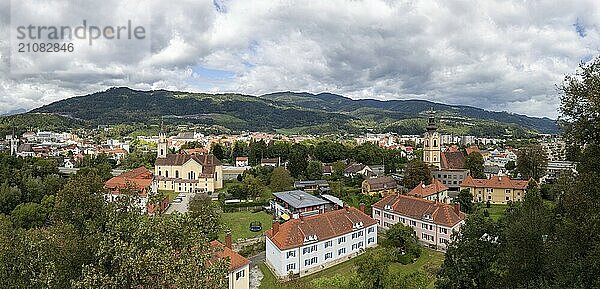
[157,123,167,159]
[423,109,441,168]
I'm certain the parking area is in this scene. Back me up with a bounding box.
[165,191,196,214]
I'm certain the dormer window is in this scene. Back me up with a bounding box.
[353,221,364,230]
[303,234,318,243]
[423,214,432,221]
[384,204,392,211]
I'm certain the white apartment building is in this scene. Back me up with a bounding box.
[372,194,465,251]
[265,206,377,278]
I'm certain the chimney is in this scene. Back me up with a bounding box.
[225,232,232,249]
[272,220,280,235]
[454,203,461,215]
[359,203,365,213]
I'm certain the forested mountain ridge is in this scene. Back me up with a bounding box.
[4,87,558,136]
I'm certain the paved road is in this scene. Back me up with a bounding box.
[249,251,266,266]
[165,191,196,214]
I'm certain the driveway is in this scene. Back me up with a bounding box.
[165,191,196,214]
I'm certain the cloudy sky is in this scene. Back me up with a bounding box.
[1,0,599,119]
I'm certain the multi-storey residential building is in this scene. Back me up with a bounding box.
[407,179,449,203]
[372,194,465,250]
[210,234,250,289]
[361,176,398,196]
[460,175,529,204]
[265,206,377,278]
[154,131,223,193]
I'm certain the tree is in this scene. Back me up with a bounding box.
[402,159,432,189]
[0,182,22,215]
[505,160,516,171]
[436,214,503,289]
[305,161,323,180]
[465,152,485,178]
[332,160,346,177]
[355,250,389,289]
[516,145,548,180]
[288,143,309,178]
[456,189,474,214]
[188,194,222,241]
[11,202,47,229]
[211,143,226,161]
[269,167,294,192]
[381,223,421,263]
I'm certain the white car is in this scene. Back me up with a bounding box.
[173,197,183,203]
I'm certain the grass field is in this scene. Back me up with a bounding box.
[219,210,273,242]
[480,204,508,221]
[258,247,444,289]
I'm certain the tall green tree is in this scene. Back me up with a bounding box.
[211,143,226,161]
[456,189,474,213]
[403,159,432,189]
[288,143,309,178]
[465,152,485,178]
[269,167,294,192]
[516,145,548,181]
[381,223,421,263]
[305,161,323,180]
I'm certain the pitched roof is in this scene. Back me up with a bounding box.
[155,153,222,167]
[461,175,529,190]
[209,241,250,272]
[273,190,330,209]
[441,151,466,169]
[345,163,367,173]
[265,207,377,250]
[372,194,465,227]
[465,145,480,155]
[408,179,448,198]
[364,176,398,191]
[104,167,153,196]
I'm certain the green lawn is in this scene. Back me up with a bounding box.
[219,211,273,242]
[258,247,444,289]
[477,204,508,221]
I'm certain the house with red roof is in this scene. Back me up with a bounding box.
[210,234,250,289]
[372,194,465,250]
[265,206,377,279]
[460,175,529,204]
[407,179,449,203]
[104,167,168,214]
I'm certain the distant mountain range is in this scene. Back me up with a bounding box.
[2,87,558,136]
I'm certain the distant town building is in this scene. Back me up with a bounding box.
[265,206,377,278]
[104,167,168,214]
[344,163,373,178]
[372,194,465,250]
[270,190,333,220]
[235,156,249,167]
[294,180,330,193]
[261,158,281,167]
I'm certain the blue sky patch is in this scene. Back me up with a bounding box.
[573,18,587,38]
[192,65,236,80]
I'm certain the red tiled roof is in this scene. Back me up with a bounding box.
[465,146,480,155]
[441,151,466,170]
[104,167,153,196]
[209,241,250,272]
[461,175,529,190]
[408,179,448,198]
[235,156,248,161]
[265,207,377,250]
[372,194,465,227]
[183,147,208,155]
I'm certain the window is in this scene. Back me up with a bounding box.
[488,195,492,200]
[422,223,428,229]
[338,248,346,255]
[506,196,510,200]
[352,231,363,239]
[324,240,332,248]
[410,220,416,226]
[338,236,346,244]
[374,210,380,216]
[505,189,511,194]
[384,222,391,228]
[165,171,169,178]
[368,227,375,234]
[368,237,375,244]
[175,170,179,178]
[304,256,318,266]
[440,227,448,234]
[158,170,162,176]
[235,270,245,280]
[401,217,406,223]
[286,263,296,271]
[302,245,317,255]
[286,251,296,258]
[325,252,333,260]
[440,238,448,244]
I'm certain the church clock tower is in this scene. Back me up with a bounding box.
[423,110,441,168]
[157,129,167,159]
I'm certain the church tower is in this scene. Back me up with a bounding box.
[157,126,167,159]
[9,133,18,156]
[423,110,441,168]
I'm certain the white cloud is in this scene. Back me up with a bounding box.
[1,0,599,118]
